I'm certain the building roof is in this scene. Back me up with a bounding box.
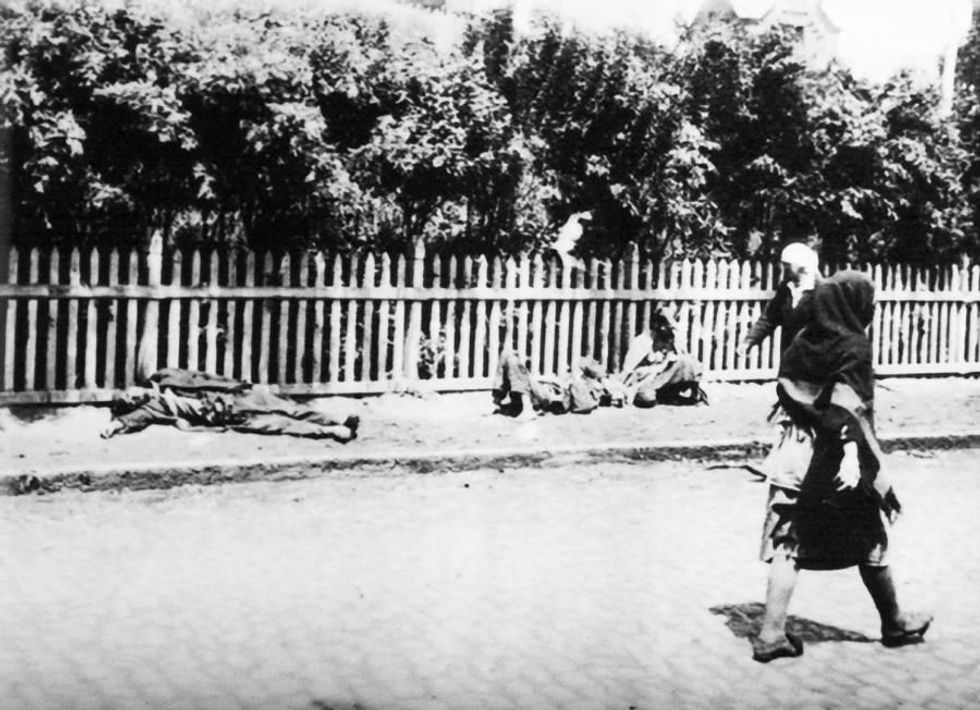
[695,0,840,34]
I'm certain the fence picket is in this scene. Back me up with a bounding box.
[971,266,980,362]
[2,248,18,390]
[103,249,119,389]
[122,249,139,386]
[530,255,544,374]
[517,255,529,358]
[503,257,516,354]
[223,252,238,378]
[626,246,640,354]
[543,258,558,375]
[488,255,502,378]
[82,249,98,388]
[360,253,375,383]
[585,259,603,362]
[952,264,965,363]
[45,248,60,390]
[458,255,472,379]
[309,252,325,383]
[24,249,40,390]
[640,258,653,339]
[345,252,360,382]
[66,248,81,389]
[375,254,390,381]
[736,260,753,371]
[703,260,717,371]
[205,251,219,376]
[443,255,457,380]
[258,252,273,383]
[329,255,342,383]
[187,250,202,375]
[166,250,181,370]
[557,257,572,376]
[571,261,584,370]
[598,260,611,371]
[294,253,310,383]
[241,252,256,382]
[881,269,895,366]
[871,265,884,366]
[428,254,442,379]
[391,253,406,380]
[278,254,292,384]
[938,272,950,363]
[609,260,623,372]
[405,242,424,380]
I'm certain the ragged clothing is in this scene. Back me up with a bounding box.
[491,350,612,415]
[104,369,358,442]
[759,271,895,570]
[617,331,706,407]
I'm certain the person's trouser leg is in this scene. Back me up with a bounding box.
[491,351,510,406]
[231,413,354,442]
[759,554,799,643]
[493,350,535,415]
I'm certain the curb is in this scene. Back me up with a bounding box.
[5,430,980,496]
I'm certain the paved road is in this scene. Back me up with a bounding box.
[1,451,978,710]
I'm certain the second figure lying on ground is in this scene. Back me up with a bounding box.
[102,368,359,442]
[491,311,706,419]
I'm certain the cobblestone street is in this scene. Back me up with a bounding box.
[1,450,978,710]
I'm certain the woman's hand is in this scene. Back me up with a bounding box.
[835,440,861,491]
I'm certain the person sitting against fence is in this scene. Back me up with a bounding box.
[101,368,359,442]
[616,310,707,407]
[491,350,617,420]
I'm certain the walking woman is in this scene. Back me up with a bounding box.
[753,270,932,662]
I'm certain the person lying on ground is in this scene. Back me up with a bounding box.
[101,368,359,442]
[615,312,707,407]
[490,350,619,420]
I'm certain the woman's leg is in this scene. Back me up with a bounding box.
[759,554,800,643]
[859,564,932,645]
[752,553,804,661]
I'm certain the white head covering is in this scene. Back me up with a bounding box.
[779,243,819,273]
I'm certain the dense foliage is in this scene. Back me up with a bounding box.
[1,2,978,265]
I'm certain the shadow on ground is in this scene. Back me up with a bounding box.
[710,602,875,644]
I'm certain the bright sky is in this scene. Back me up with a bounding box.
[27,0,975,83]
[524,0,975,81]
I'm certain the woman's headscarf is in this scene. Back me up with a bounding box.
[778,270,875,404]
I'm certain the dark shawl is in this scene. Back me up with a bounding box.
[776,270,899,517]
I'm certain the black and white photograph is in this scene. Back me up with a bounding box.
[1,0,978,707]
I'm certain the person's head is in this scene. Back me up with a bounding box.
[779,243,819,286]
[649,310,675,350]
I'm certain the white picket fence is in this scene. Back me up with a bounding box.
[1,238,979,404]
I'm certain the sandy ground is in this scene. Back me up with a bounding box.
[3,377,980,477]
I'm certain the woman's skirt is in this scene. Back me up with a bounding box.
[760,416,889,569]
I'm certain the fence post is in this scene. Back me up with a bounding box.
[136,230,163,384]
[404,240,425,380]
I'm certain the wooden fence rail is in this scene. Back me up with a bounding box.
[1,239,979,404]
